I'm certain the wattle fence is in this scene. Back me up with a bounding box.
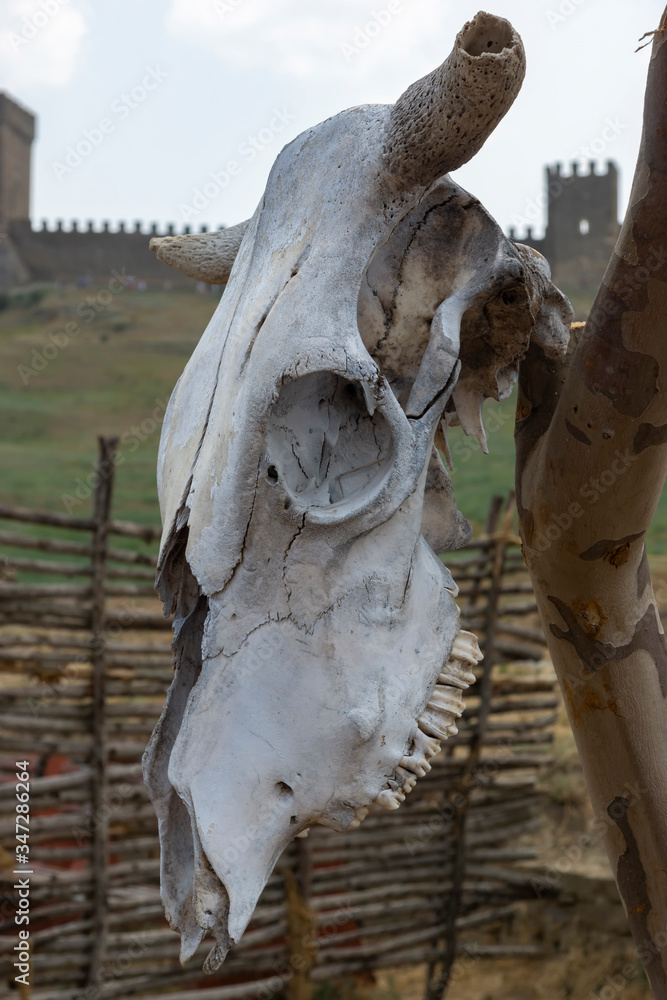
[0,439,559,1000]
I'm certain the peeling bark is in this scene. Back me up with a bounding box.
[516,13,667,996]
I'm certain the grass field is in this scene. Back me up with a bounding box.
[1,283,666,552]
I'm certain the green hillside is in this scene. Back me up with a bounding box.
[1,284,665,551]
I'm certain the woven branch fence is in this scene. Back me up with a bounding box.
[0,439,559,1000]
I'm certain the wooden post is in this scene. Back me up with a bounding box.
[285,852,316,1000]
[424,494,511,1000]
[87,436,118,988]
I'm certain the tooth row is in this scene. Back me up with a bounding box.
[374,630,483,812]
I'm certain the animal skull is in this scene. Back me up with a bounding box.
[144,11,574,972]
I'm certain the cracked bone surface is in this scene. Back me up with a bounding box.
[144,11,574,972]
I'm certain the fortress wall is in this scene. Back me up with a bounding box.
[8,221,209,289]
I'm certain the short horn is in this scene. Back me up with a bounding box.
[149,219,250,285]
[385,11,525,190]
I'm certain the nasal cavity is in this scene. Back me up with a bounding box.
[264,371,394,508]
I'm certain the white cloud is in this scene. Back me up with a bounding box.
[0,0,87,90]
[165,0,447,85]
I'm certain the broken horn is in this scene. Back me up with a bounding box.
[150,219,251,284]
[384,11,526,190]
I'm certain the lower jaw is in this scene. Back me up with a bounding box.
[371,628,483,814]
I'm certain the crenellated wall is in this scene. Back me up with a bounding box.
[7,219,221,289]
[510,160,620,296]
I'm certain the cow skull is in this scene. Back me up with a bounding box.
[144,11,574,972]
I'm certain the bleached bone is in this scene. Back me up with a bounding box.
[384,12,525,189]
[144,11,573,973]
[150,219,250,284]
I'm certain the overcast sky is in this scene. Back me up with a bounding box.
[0,0,661,238]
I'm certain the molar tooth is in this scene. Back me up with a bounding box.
[451,630,483,666]
[418,714,450,740]
[375,788,402,810]
[418,714,449,743]
[400,754,430,776]
[438,669,473,689]
[203,942,228,974]
[354,805,369,823]
[428,685,465,717]
[413,728,442,759]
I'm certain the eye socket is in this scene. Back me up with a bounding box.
[264,372,394,509]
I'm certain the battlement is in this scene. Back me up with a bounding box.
[35,220,227,236]
[6,218,231,290]
[510,159,620,295]
[547,160,617,179]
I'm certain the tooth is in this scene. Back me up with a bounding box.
[401,754,430,776]
[413,728,442,759]
[375,788,402,810]
[436,419,453,471]
[438,670,468,689]
[418,714,451,740]
[295,828,310,839]
[428,684,466,716]
[203,941,228,974]
[451,384,488,453]
[354,805,369,822]
[179,925,205,967]
[349,818,361,829]
[451,630,483,665]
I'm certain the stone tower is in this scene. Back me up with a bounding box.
[510,161,620,305]
[543,161,619,272]
[0,93,35,233]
